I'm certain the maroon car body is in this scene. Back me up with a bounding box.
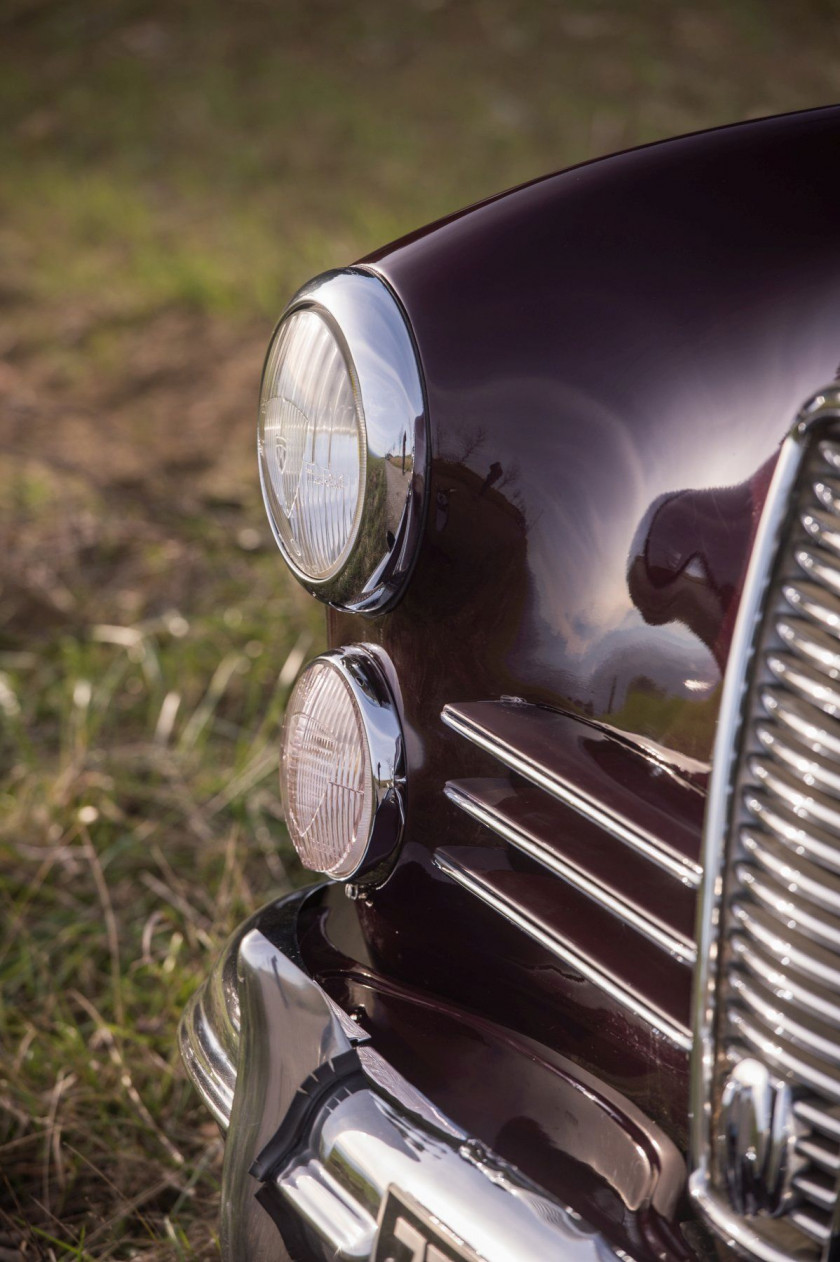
[182,106,840,1260]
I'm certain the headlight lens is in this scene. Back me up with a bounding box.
[280,657,375,878]
[258,308,366,581]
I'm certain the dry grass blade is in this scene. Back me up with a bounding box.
[178,655,247,752]
[70,991,185,1170]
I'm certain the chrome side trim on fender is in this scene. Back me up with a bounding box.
[441,703,702,887]
[180,888,619,1262]
[433,849,693,1051]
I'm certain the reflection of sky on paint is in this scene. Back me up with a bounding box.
[542,606,720,712]
[451,370,773,676]
[439,262,840,713]
[523,383,782,656]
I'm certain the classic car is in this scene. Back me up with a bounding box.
[180,105,840,1260]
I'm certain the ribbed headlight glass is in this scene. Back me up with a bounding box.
[258,308,366,581]
[280,658,375,878]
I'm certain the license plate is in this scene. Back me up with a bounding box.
[374,1187,479,1262]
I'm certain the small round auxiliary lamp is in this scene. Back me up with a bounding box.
[279,645,405,885]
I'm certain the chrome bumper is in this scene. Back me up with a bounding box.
[180,888,617,1261]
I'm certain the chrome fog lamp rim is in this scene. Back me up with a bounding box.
[282,645,405,884]
[258,268,428,614]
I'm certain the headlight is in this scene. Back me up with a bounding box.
[279,646,404,882]
[258,269,427,612]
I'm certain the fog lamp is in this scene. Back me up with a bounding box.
[280,647,404,882]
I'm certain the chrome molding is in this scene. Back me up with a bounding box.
[258,268,428,614]
[285,645,405,884]
[441,704,702,888]
[180,889,619,1262]
[690,386,840,1261]
[444,781,697,965]
[433,849,693,1051]
[177,920,241,1128]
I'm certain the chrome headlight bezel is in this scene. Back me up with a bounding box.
[258,268,428,614]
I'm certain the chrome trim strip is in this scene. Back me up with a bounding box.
[756,721,840,801]
[808,474,840,514]
[776,616,840,678]
[819,439,840,472]
[258,268,429,614]
[790,1211,832,1246]
[690,387,840,1258]
[735,862,840,952]
[433,849,692,1051]
[742,827,840,918]
[797,1139,840,1178]
[444,781,696,965]
[728,973,840,1065]
[441,705,702,889]
[731,934,840,1029]
[783,578,840,636]
[744,790,840,877]
[766,651,840,718]
[727,1010,840,1102]
[797,544,840,594]
[730,901,840,990]
[793,1176,837,1212]
[795,1101,840,1142]
[751,754,840,837]
[802,508,840,557]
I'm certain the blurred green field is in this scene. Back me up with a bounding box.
[2,1,840,1256]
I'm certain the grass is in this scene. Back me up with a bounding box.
[1,0,840,1255]
[0,455,322,1257]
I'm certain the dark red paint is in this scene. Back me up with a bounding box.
[308,108,840,1251]
[300,888,692,1262]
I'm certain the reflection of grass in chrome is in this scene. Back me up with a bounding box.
[604,679,721,765]
[340,457,391,601]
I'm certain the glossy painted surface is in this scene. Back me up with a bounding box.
[300,887,691,1262]
[314,109,840,1240]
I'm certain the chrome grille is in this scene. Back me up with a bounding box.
[694,397,840,1262]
